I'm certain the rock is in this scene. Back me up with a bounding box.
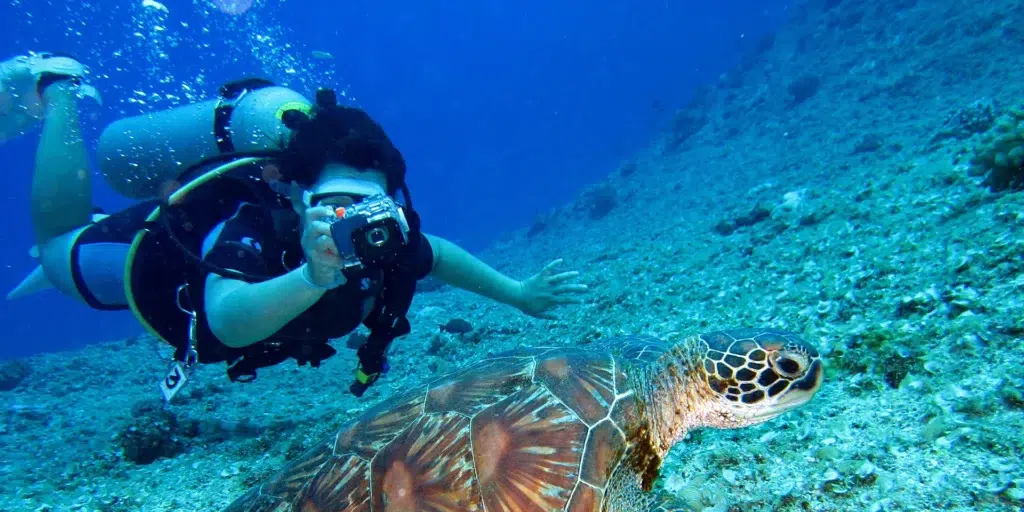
[714,202,772,235]
[666,107,709,149]
[118,399,185,465]
[787,74,821,105]
[967,105,1024,191]
[0,360,30,391]
[770,189,827,229]
[853,133,886,154]
[577,183,618,220]
[425,330,453,356]
[934,98,998,142]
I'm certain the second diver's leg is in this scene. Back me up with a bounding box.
[31,81,92,245]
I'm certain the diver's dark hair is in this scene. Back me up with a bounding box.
[281,89,406,194]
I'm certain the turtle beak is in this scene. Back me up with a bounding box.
[794,359,825,394]
[743,359,824,422]
[772,359,824,413]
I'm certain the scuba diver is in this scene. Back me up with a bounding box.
[5,53,589,401]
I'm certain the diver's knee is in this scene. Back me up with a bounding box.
[38,228,88,302]
[41,225,133,309]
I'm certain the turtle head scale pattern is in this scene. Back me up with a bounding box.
[685,329,824,429]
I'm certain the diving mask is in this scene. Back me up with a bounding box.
[303,176,386,207]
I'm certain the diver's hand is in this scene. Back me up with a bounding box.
[301,205,346,289]
[516,259,588,320]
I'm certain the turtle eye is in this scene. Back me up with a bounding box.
[770,352,807,378]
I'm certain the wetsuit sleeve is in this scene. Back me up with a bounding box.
[201,202,274,281]
[408,232,435,280]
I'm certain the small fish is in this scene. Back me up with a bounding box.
[312,51,334,60]
[440,318,473,334]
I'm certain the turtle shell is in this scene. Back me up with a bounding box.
[223,335,672,512]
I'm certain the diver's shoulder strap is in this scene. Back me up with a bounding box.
[352,296,413,397]
[351,252,420,397]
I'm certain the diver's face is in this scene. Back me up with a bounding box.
[316,163,388,191]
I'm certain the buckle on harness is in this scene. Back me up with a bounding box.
[349,316,405,398]
[350,359,389,397]
[159,284,199,403]
[355,367,378,385]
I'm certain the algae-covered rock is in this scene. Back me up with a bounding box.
[577,182,619,220]
[968,103,1024,191]
[714,202,772,235]
[788,74,822,105]
[116,399,185,465]
[935,98,998,142]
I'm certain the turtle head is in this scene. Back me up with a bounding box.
[696,329,823,428]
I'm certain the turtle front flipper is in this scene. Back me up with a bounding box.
[602,461,698,512]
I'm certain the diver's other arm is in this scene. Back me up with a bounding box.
[204,268,327,348]
[425,234,589,320]
[424,233,525,309]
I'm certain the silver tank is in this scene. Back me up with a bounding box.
[97,86,311,199]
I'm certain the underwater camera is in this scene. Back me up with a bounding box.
[329,194,410,272]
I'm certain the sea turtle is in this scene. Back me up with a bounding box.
[224,328,823,511]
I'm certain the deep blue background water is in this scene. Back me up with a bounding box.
[0,0,786,358]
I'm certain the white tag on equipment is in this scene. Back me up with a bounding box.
[159,362,189,403]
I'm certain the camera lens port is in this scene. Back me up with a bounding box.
[366,226,390,247]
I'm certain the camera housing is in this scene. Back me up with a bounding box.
[328,194,410,272]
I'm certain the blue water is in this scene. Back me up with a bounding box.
[0,0,785,358]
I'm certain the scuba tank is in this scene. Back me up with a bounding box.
[97,79,311,199]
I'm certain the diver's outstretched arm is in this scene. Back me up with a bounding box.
[31,81,92,245]
[424,234,587,320]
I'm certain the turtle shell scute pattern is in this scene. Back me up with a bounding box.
[425,356,536,415]
[222,488,286,512]
[292,455,370,510]
[225,337,675,512]
[604,335,675,391]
